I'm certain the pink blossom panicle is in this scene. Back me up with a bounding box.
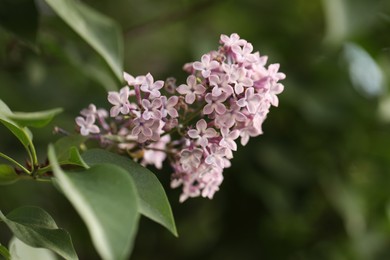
[74,33,285,202]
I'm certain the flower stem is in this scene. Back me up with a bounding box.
[0,152,30,174]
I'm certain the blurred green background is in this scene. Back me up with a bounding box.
[2,0,390,259]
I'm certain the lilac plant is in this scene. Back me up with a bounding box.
[75,33,286,202]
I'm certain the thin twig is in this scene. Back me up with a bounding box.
[0,152,30,174]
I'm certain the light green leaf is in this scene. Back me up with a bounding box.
[0,243,10,260]
[0,0,38,45]
[0,99,12,114]
[44,0,124,81]
[0,206,78,260]
[54,135,88,167]
[48,145,140,260]
[0,164,19,185]
[8,108,63,128]
[9,237,57,260]
[82,149,178,237]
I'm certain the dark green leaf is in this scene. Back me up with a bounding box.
[8,108,63,128]
[0,164,19,185]
[82,149,178,237]
[48,145,139,260]
[0,243,10,260]
[54,135,88,167]
[0,206,78,260]
[44,0,124,81]
[0,0,38,44]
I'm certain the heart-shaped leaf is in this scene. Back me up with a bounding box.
[44,0,124,82]
[0,164,19,185]
[48,145,140,260]
[82,149,178,237]
[0,206,78,260]
[8,108,63,128]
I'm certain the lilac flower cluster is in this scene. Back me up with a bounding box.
[75,33,285,202]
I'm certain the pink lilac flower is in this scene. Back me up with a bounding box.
[215,103,246,129]
[141,98,162,120]
[205,144,227,169]
[237,87,262,114]
[177,75,206,104]
[142,135,170,169]
[75,115,100,136]
[160,96,179,118]
[239,122,262,146]
[131,117,160,143]
[208,74,233,97]
[219,128,240,151]
[220,33,247,49]
[140,73,164,98]
[232,42,257,63]
[123,72,145,87]
[193,54,220,78]
[227,66,253,95]
[108,86,132,117]
[203,93,228,115]
[200,167,223,199]
[180,148,203,171]
[187,119,218,147]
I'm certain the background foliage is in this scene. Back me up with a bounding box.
[1,0,390,259]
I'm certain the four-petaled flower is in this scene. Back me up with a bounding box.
[141,98,162,120]
[124,72,145,86]
[160,96,179,118]
[188,119,218,147]
[205,144,227,169]
[108,86,132,117]
[131,117,160,143]
[203,93,228,115]
[220,33,247,49]
[232,42,257,63]
[177,75,206,104]
[193,54,220,78]
[219,128,240,151]
[75,115,100,136]
[237,87,262,114]
[140,73,164,98]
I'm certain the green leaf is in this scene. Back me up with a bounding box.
[44,0,124,82]
[54,135,88,167]
[9,237,57,260]
[0,99,32,148]
[48,145,140,260]
[0,206,78,260]
[0,0,38,45]
[82,149,178,237]
[0,164,19,185]
[0,119,32,148]
[0,99,12,115]
[0,243,11,260]
[8,108,63,128]
[54,135,86,159]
